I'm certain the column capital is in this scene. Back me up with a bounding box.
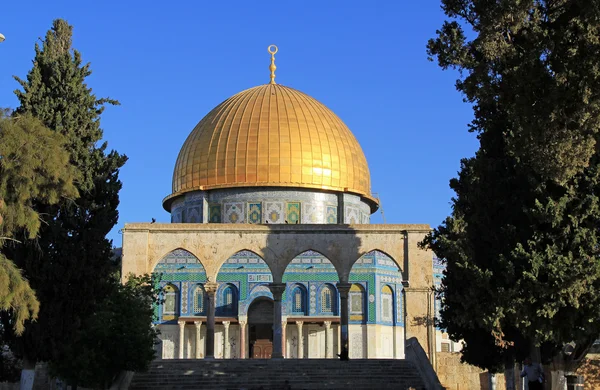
[194,320,203,327]
[239,320,247,326]
[296,320,304,327]
[336,282,352,296]
[268,283,286,299]
[178,320,186,327]
[222,321,231,328]
[324,321,332,329]
[204,282,219,295]
[281,320,287,329]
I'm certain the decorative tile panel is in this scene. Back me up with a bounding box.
[345,206,360,224]
[247,202,262,224]
[302,203,324,223]
[225,202,245,223]
[264,202,284,223]
[326,206,337,224]
[286,202,301,224]
[209,204,221,223]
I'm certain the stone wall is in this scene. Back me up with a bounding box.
[436,352,509,390]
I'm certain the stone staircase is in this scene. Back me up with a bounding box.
[129,359,427,390]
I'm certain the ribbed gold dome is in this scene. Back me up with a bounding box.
[164,84,377,210]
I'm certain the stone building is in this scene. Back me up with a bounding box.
[121,46,436,360]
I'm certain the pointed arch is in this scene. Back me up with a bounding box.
[283,250,340,281]
[153,248,207,275]
[218,249,273,277]
[352,249,403,278]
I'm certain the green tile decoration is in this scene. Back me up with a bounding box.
[209,204,221,223]
[247,202,262,224]
[286,202,300,224]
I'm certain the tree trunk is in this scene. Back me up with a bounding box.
[504,360,516,390]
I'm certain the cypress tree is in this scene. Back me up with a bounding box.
[423,0,600,379]
[4,19,128,382]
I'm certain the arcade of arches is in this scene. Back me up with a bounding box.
[121,47,441,361]
[122,223,435,359]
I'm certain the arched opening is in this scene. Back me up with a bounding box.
[290,284,307,315]
[349,284,365,322]
[320,283,337,315]
[191,284,205,315]
[217,284,238,316]
[247,297,274,358]
[381,285,394,324]
[162,284,179,320]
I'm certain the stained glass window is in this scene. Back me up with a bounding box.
[223,286,235,314]
[163,284,178,315]
[381,285,393,322]
[321,285,334,313]
[193,286,204,314]
[349,284,364,315]
[292,287,305,313]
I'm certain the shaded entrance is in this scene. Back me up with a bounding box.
[248,297,274,358]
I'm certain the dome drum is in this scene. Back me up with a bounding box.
[169,187,371,224]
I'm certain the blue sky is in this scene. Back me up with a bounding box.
[0,1,478,246]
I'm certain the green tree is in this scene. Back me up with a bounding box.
[2,19,134,387]
[423,0,600,377]
[0,112,78,335]
[50,274,160,389]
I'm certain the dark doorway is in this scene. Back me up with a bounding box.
[247,297,274,358]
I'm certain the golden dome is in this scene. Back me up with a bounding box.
[164,83,377,211]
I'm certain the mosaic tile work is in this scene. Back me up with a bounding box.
[225,202,245,223]
[326,205,337,224]
[247,202,262,224]
[302,202,324,223]
[286,202,301,224]
[209,204,221,223]
[264,201,284,223]
[345,206,360,224]
[171,187,373,224]
[153,249,404,326]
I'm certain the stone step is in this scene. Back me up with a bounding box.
[129,359,427,390]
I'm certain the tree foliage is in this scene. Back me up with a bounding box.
[1,19,138,388]
[423,0,600,371]
[50,274,160,389]
[0,113,78,335]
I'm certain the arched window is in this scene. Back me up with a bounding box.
[349,284,364,316]
[381,285,394,322]
[223,285,236,314]
[193,285,204,314]
[163,284,179,316]
[292,286,305,314]
[320,284,336,314]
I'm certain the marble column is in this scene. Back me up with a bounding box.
[281,319,287,358]
[337,282,352,360]
[268,283,286,359]
[296,321,304,359]
[239,319,247,359]
[194,321,203,359]
[204,282,218,359]
[324,321,332,358]
[178,320,186,359]
[223,321,230,359]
